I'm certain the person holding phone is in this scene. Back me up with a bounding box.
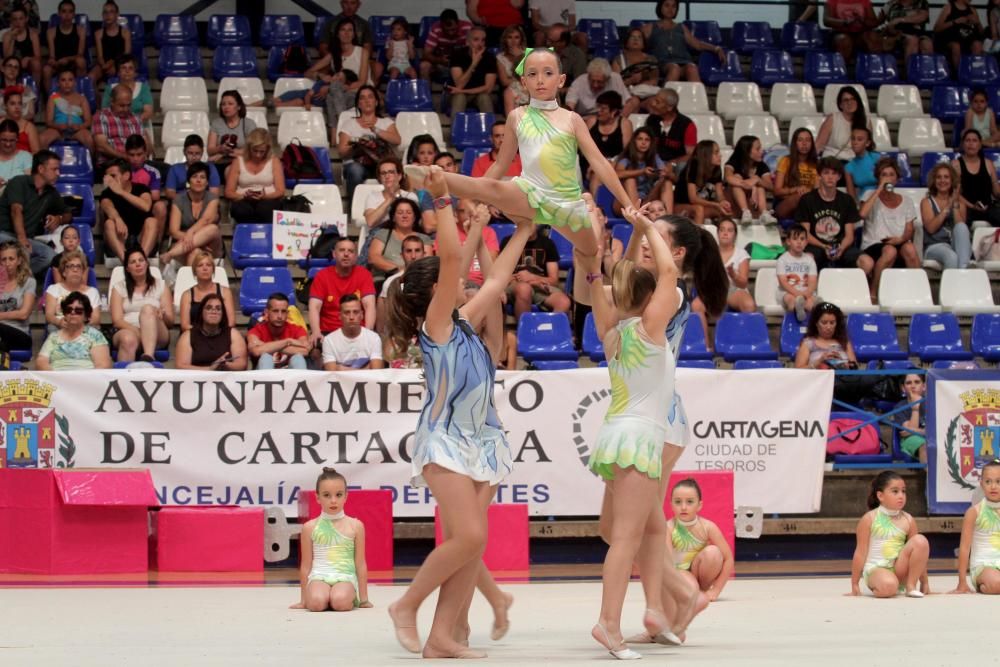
[794,301,858,370]
[951,129,1000,226]
[858,157,919,301]
[174,292,247,370]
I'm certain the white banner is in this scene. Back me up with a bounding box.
[0,369,832,516]
[272,210,347,260]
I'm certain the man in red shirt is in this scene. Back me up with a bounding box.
[470,119,522,178]
[419,9,472,81]
[824,0,879,64]
[247,293,311,369]
[308,238,376,346]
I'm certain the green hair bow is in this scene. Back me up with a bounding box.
[514,47,555,77]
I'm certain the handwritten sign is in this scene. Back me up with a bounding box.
[272,210,347,260]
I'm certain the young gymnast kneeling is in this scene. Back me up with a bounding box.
[667,478,735,603]
[952,460,1000,595]
[291,467,372,612]
[849,470,931,598]
[385,167,534,659]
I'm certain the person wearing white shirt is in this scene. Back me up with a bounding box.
[565,58,639,118]
[858,157,920,300]
[322,294,385,370]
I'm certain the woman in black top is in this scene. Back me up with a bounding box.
[1,6,41,87]
[951,128,1000,225]
[933,0,985,70]
[584,90,634,199]
[44,0,87,91]
[92,0,132,85]
[175,293,248,370]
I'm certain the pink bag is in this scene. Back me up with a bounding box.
[827,418,880,456]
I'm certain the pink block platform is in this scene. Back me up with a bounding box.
[153,506,264,572]
[0,468,158,574]
[435,504,529,572]
[663,471,736,563]
[298,489,393,572]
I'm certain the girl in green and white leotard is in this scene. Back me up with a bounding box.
[850,471,931,598]
[667,479,734,606]
[952,460,1000,594]
[291,468,372,612]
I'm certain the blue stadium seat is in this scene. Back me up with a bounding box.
[110,348,170,363]
[417,16,437,47]
[582,312,605,362]
[56,182,96,227]
[803,51,848,86]
[461,147,488,176]
[532,360,579,370]
[919,151,958,186]
[48,12,91,43]
[685,21,722,46]
[207,15,252,47]
[856,53,900,88]
[119,14,144,49]
[847,313,908,361]
[260,15,306,48]
[20,74,39,102]
[114,360,165,369]
[779,312,806,357]
[880,151,916,186]
[592,46,622,61]
[908,313,974,362]
[629,19,656,31]
[907,54,951,88]
[158,45,203,79]
[451,112,495,149]
[866,359,914,370]
[492,222,515,247]
[385,78,434,114]
[958,54,1000,87]
[517,312,578,362]
[751,49,796,86]
[154,14,197,47]
[265,46,290,82]
[48,76,96,116]
[679,320,713,361]
[930,85,970,121]
[285,147,334,187]
[611,224,633,250]
[972,313,1000,361]
[369,15,404,48]
[213,45,258,81]
[678,359,715,369]
[931,359,981,369]
[733,359,783,369]
[231,225,286,269]
[781,21,823,53]
[239,267,295,315]
[52,142,93,185]
[699,50,744,86]
[549,230,574,270]
[715,312,778,361]
[731,21,774,54]
[313,16,331,47]
[578,19,619,48]
[987,85,1000,115]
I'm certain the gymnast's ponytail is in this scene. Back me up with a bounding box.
[662,216,728,318]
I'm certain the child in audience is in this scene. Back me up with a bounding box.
[724,135,776,226]
[291,467,372,612]
[667,479,734,604]
[849,470,930,598]
[39,66,92,152]
[614,128,665,214]
[776,226,817,321]
[892,373,927,463]
[844,127,879,202]
[952,460,1000,594]
[774,128,819,220]
[674,140,731,225]
[50,223,81,282]
[385,19,416,80]
[964,89,1000,148]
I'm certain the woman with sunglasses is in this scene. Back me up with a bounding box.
[44,248,100,333]
[36,291,110,370]
[175,292,247,371]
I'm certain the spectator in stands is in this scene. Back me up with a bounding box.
[384,18,417,80]
[724,135,777,226]
[160,162,222,267]
[548,24,587,86]
[774,128,819,220]
[0,150,70,276]
[44,249,101,332]
[674,139,730,225]
[794,301,857,370]
[447,199,498,286]
[965,89,1000,148]
[309,238,376,344]
[875,0,932,66]
[644,88,696,175]
[165,135,221,199]
[124,134,167,241]
[301,18,370,121]
[529,0,577,46]
[93,84,145,171]
[776,226,818,321]
[858,157,920,299]
[466,0,524,46]
[496,25,528,114]
[921,163,971,269]
[377,235,424,360]
[100,158,158,261]
[336,85,400,200]
[322,0,380,83]
[449,26,497,114]
[37,292,111,370]
[582,91,632,198]
[44,0,87,92]
[615,128,665,213]
[502,226,570,320]
[893,373,927,462]
[40,66,93,151]
[322,294,385,370]
[3,86,36,153]
[816,87,869,160]
[844,127,879,202]
[100,55,152,126]
[225,128,286,224]
[362,156,418,230]
[49,223,80,281]
[368,199,433,286]
[0,118,30,189]
[951,129,1000,226]
[797,157,862,270]
[405,134,440,168]
[247,293,311,370]
[644,0,725,83]
[1,5,41,90]
[0,57,35,118]
[420,9,472,81]
[176,292,247,371]
[934,0,986,71]
[110,247,172,363]
[207,91,256,175]
[178,249,234,332]
[434,150,458,172]
[566,58,639,119]
[989,0,1000,51]
[613,28,660,105]
[825,0,880,65]
[0,239,34,351]
[471,119,523,178]
[91,0,130,86]
[714,217,756,313]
